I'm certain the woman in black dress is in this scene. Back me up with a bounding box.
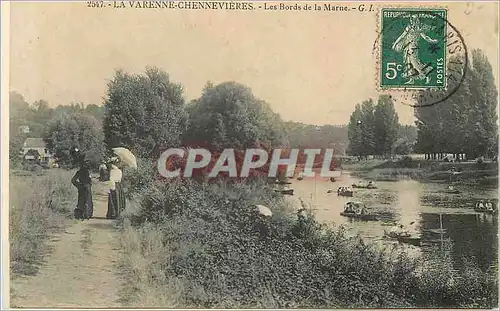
[71,160,94,220]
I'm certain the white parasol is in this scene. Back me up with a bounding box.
[112,147,138,170]
[255,205,273,217]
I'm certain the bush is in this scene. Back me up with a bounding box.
[122,179,419,308]
[120,175,497,308]
[121,157,157,201]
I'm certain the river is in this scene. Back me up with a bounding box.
[286,171,498,270]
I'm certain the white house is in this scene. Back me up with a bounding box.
[22,138,54,164]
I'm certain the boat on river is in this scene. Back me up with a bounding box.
[340,211,378,220]
[274,180,292,185]
[337,187,353,197]
[444,185,461,194]
[474,201,496,214]
[340,202,378,221]
[296,172,304,180]
[275,188,294,195]
[384,230,422,246]
[352,181,377,189]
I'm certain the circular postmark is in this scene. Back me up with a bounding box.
[373,8,468,108]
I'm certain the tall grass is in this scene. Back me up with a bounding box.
[118,176,497,308]
[9,169,76,277]
[115,154,498,308]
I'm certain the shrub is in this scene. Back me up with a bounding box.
[120,176,497,308]
[123,179,420,308]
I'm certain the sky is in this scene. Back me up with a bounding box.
[9,1,499,126]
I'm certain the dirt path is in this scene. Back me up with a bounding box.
[10,182,123,308]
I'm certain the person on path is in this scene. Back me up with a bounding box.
[106,158,125,219]
[71,159,94,220]
[99,162,109,181]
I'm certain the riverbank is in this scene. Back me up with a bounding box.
[117,169,498,308]
[342,159,498,186]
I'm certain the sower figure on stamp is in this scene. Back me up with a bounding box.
[392,14,438,85]
[106,157,125,219]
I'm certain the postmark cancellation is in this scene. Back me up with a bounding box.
[374,6,468,107]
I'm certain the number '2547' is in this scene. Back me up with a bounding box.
[87,1,104,7]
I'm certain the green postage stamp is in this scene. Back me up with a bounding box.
[379,8,447,89]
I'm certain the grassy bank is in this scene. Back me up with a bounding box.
[9,169,76,277]
[344,158,498,185]
[117,172,498,308]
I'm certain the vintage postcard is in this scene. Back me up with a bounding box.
[3,0,499,309]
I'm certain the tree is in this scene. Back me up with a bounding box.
[28,100,54,137]
[347,104,364,157]
[359,99,377,156]
[347,99,378,157]
[9,92,31,163]
[392,138,412,155]
[103,67,188,158]
[398,125,418,146]
[183,81,285,150]
[284,122,348,152]
[466,49,498,158]
[374,95,399,156]
[414,49,498,159]
[47,113,106,168]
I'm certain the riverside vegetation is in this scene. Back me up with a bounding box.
[9,48,498,308]
[10,169,76,277]
[343,157,498,187]
[118,165,498,308]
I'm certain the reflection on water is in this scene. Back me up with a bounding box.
[289,172,498,270]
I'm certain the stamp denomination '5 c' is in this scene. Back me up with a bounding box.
[380,8,447,89]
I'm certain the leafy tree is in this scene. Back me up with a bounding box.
[392,138,412,155]
[284,122,348,152]
[347,104,364,156]
[184,81,285,150]
[103,67,188,158]
[347,99,378,157]
[9,92,31,163]
[359,99,377,155]
[414,49,498,159]
[466,49,498,158]
[46,113,106,167]
[374,95,399,156]
[28,100,54,137]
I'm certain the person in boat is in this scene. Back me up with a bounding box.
[344,202,354,213]
[476,200,485,211]
[486,201,494,212]
[389,223,409,237]
[357,204,367,215]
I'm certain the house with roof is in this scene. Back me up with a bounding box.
[21,138,55,165]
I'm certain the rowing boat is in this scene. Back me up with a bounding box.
[340,212,378,221]
[352,183,377,189]
[275,189,294,195]
[384,230,422,246]
[337,190,353,197]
